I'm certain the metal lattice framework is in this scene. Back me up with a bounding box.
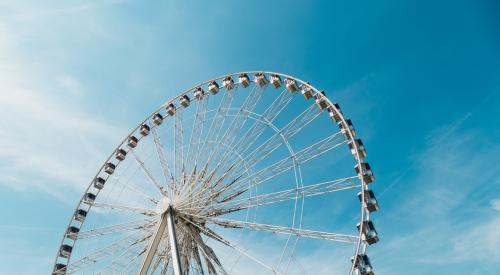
[53,71,379,275]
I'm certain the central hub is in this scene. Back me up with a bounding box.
[156,197,172,215]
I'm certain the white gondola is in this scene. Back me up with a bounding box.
[93,177,105,190]
[59,244,73,258]
[285,78,298,93]
[254,72,268,87]
[83,192,96,204]
[66,226,80,240]
[357,220,379,245]
[208,81,220,94]
[194,87,205,99]
[270,74,282,88]
[314,91,328,110]
[52,264,66,275]
[301,82,313,99]
[348,139,366,159]
[338,119,356,139]
[223,76,235,90]
[153,113,164,125]
[140,124,150,136]
[74,209,87,222]
[238,73,250,87]
[355,162,375,184]
[358,189,379,213]
[166,103,176,116]
[115,148,127,161]
[180,95,190,107]
[327,103,342,123]
[351,254,374,275]
[127,135,138,148]
[104,162,116,175]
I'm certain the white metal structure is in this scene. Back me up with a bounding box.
[53,71,379,275]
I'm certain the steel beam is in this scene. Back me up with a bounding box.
[166,208,183,275]
[138,206,182,275]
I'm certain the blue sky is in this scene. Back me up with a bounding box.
[0,0,499,274]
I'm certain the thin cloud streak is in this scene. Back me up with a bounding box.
[0,20,124,200]
[379,111,473,198]
[373,110,500,274]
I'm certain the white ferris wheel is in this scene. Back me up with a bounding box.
[53,71,379,275]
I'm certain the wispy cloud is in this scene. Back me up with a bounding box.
[0,0,127,22]
[0,235,54,275]
[56,74,84,97]
[0,13,124,200]
[448,217,500,263]
[373,109,500,274]
[0,79,120,199]
[491,198,500,212]
[379,111,473,198]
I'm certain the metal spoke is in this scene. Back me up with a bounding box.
[196,87,236,176]
[160,253,171,275]
[108,245,148,274]
[186,132,346,208]
[205,217,359,244]
[78,218,156,239]
[191,244,205,275]
[228,131,346,192]
[174,106,185,189]
[179,176,359,212]
[130,149,168,196]
[109,175,159,204]
[151,237,171,275]
[67,230,153,273]
[221,103,321,182]
[185,217,278,274]
[184,224,229,275]
[151,126,175,198]
[91,202,156,216]
[177,140,255,210]
[201,85,264,179]
[180,85,261,200]
[225,87,293,169]
[186,94,209,179]
[96,243,147,274]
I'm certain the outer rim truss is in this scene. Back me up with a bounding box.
[52,71,377,275]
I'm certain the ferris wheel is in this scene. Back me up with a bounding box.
[52,71,379,275]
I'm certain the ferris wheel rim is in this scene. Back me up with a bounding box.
[52,70,375,275]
